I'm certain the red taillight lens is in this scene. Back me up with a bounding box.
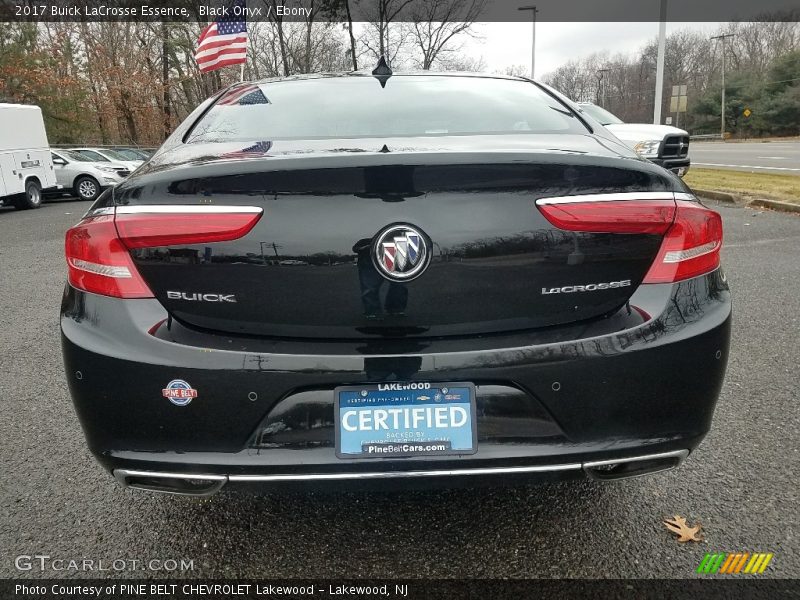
[115,209,262,249]
[537,199,676,235]
[65,215,154,298]
[536,194,723,284]
[643,201,723,283]
[65,206,263,299]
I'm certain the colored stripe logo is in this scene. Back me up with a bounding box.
[697,552,774,574]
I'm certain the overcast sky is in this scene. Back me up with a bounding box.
[464,22,723,77]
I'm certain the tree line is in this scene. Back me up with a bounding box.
[541,17,800,136]
[0,0,486,145]
[1,3,798,145]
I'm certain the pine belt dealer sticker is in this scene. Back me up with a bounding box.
[161,380,198,406]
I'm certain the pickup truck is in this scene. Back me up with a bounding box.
[578,102,690,177]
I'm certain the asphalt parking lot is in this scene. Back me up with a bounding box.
[0,198,797,580]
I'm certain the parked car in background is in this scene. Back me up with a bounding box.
[70,147,144,172]
[577,103,691,177]
[0,103,59,209]
[50,149,128,201]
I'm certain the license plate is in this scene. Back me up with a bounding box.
[335,382,477,459]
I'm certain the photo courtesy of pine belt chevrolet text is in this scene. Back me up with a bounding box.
[60,71,731,496]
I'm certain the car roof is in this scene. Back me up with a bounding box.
[248,71,533,86]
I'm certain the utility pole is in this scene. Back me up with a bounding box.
[597,68,610,108]
[518,5,538,79]
[711,33,735,140]
[653,0,667,124]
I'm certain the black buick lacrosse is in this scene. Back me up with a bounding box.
[61,72,730,495]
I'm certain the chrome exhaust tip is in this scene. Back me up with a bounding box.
[113,470,227,496]
[583,449,689,481]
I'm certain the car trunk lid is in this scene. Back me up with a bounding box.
[112,140,677,339]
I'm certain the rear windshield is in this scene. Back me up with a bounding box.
[580,103,624,126]
[187,75,588,143]
[75,149,110,162]
[101,149,129,161]
[59,150,91,162]
[116,148,145,160]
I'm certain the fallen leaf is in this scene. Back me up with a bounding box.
[664,515,703,542]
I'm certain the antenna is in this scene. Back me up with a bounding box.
[372,56,393,88]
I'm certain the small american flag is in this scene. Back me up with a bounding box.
[194,0,248,74]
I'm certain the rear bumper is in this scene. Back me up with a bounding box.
[61,270,731,494]
[113,449,690,495]
[650,157,690,176]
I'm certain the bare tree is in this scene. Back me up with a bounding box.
[344,0,358,69]
[318,0,359,69]
[409,0,485,70]
[437,53,487,72]
[261,0,291,75]
[358,0,416,66]
[503,64,531,78]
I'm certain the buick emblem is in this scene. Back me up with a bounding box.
[373,224,431,282]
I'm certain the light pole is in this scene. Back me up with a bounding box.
[653,0,667,124]
[711,33,735,140]
[518,5,538,79]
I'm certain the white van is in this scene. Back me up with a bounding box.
[0,104,59,209]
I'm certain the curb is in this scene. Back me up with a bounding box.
[689,188,739,204]
[749,198,800,215]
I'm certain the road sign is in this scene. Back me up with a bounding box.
[670,96,688,112]
[743,107,752,118]
[670,85,688,113]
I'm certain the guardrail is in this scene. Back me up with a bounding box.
[690,134,724,140]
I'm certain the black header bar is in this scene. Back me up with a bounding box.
[1,0,799,23]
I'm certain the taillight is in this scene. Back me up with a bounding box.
[536,193,723,284]
[114,206,262,249]
[643,201,723,283]
[65,206,263,299]
[65,215,153,298]
[536,196,676,235]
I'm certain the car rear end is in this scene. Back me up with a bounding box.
[60,74,730,495]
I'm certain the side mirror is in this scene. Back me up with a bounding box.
[52,157,67,166]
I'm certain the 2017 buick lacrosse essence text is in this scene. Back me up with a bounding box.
[61,72,731,496]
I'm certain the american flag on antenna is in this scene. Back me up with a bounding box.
[194,0,248,74]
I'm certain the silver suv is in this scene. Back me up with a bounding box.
[50,149,128,201]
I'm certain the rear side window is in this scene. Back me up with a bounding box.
[187,76,587,143]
